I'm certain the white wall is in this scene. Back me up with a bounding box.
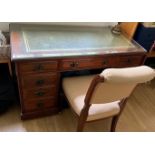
[0,22,117,32]
[0,22,9,31]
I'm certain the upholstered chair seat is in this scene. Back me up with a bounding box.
[63,75,120,121]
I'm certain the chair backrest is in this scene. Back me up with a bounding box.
[89,66,155,104]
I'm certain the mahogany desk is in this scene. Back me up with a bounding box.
[10,24,146,119]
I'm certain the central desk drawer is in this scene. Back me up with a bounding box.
[117,56,143,67]
[18,61,58,73]
[60,57,114,71]
[21,73,58,88]
[23,97,57,112]
[23,86,56,99]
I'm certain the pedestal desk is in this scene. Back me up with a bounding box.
[10,24,146,119]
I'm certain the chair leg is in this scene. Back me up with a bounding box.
[111,116,119,132]
[111,99,128,131]
[76,106,90,132]
[77,119,85,132]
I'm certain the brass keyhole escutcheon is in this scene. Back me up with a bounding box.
[33,64,44,71]
[102,60,108,65]
[127,59,131,63]
[36,102,44,108]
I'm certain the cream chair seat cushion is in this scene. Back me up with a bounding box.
[62,75,120,121]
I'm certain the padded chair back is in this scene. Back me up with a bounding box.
[89,66,155,104]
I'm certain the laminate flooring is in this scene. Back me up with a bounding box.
[0,79,155,132]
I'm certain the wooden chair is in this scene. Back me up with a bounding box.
[62,66,155,132]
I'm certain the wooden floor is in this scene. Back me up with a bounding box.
[0,79,155,132]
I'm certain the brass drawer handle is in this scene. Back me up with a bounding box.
[70,62,76,68]
[33,64,44,71]
[36,79,45,85]
[70,62,79,68]
[36,102,44,108]
[35,91,45,97]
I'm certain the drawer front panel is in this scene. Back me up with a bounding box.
[23,97,57,112]
[23,86,57,99]
[60,57,117,71]
[117,56,143,67]
[18,61,58,73]
[21,73,58,88]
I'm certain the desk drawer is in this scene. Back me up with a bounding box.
[23,97,57,112]
[23,86,57,99]
[60,57,115,70]
[21,72,58,88]
[18,61,58,73]
[117,56,143,67]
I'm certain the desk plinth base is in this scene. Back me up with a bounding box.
[21,107,59,120]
